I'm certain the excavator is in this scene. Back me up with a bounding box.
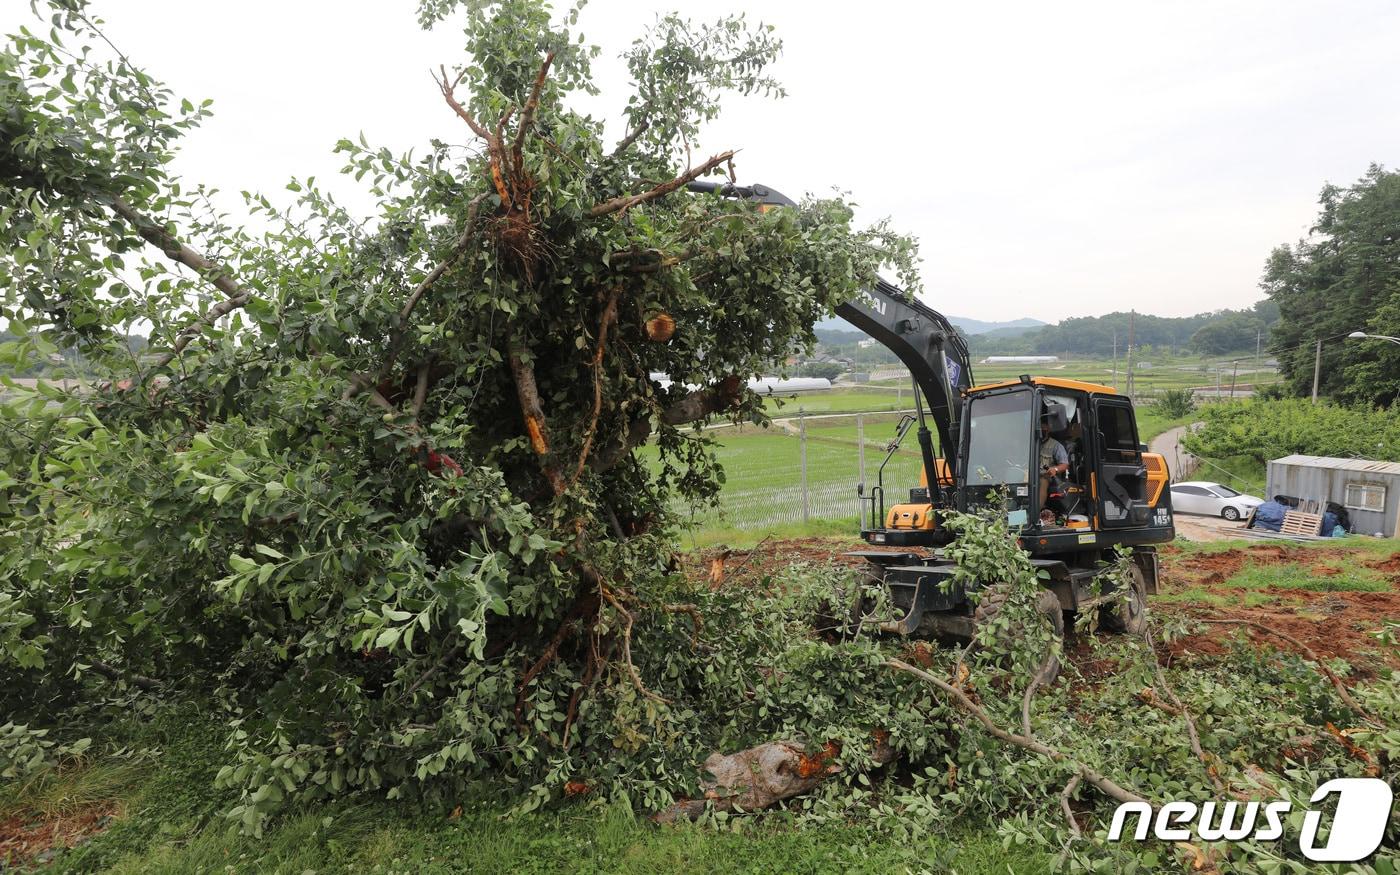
[689,181,1176,655]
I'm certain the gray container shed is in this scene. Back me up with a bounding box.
[1265,455,1400,538]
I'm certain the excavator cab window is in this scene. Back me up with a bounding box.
[963,390,1033,489]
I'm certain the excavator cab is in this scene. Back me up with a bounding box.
[860,376,1172,552]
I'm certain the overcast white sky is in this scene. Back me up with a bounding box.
[8,0,1400,324]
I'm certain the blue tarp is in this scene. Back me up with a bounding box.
[1251,500,1287,532]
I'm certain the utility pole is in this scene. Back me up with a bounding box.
[1254,328,1262,373]
[1215,365,1222,399]
[1124,311,1136,398]
[1311,338,1322,404]
[1229,360,1239,399]
[1112,330,1119,390]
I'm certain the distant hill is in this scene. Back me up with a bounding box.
[947,316,1046,336]
[813,315,1045,336]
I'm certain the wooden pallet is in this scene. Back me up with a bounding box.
[1279,510,1324,536]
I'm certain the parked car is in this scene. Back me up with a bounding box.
[1169,481,1263,521]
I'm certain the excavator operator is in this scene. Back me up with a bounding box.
[1038,416,1069,521]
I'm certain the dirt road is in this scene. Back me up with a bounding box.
[1148,424,1197,480]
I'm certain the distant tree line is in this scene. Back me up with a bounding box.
[967,301,1278,358]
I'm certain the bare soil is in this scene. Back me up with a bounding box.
[0,802,119,868]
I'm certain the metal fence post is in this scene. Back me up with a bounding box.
[799,409,809,524]
[856,412,865,527]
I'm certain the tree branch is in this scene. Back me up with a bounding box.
[507,340,567,495]
[1145,624,1227,793]
[87,658,161,691]
[566,286,622,487]
[1194,617,1383,727]
[588,151,736,218]
[610,119,649,158]
[398,194,487,324]
[511,51,555,178]
[589,379,744,474]
[411,361,431,419]
[887,658,1146,805]
[108,195,254,370]
[435,65,496,144]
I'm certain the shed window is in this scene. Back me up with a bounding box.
[1344,482,1387,513]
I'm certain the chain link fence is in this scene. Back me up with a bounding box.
[669,411,929,532]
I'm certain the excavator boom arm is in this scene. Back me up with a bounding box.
[687,181,974,475]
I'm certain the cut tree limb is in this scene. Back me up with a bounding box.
[1194,617,1383,727]
[1145,624,1227,793]
[654,735,897,823]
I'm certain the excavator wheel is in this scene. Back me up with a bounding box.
[1099,562,1148,636]
[814,564,882,638]
[971,585,1064,685]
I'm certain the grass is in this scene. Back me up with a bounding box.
[11,708,1049,874]
[644,418,926,533]
[1227,562,1390,593]
[761,388,913,416]
[651,383,1210,535]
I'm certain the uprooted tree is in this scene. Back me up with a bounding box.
[3,2,1397,868]
[1,0,930,826]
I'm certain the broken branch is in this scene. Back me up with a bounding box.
[887,658,1146,805]
[108,195,254,370]
[588,151,736,218]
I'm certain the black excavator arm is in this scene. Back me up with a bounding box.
[687,181,975,493]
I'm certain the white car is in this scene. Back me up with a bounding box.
[1169,481,1264,521]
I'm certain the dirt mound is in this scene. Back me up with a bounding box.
[1364,552,1400,573]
